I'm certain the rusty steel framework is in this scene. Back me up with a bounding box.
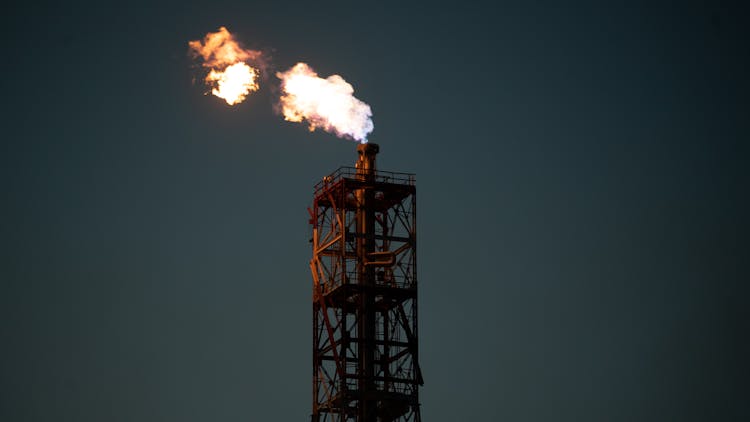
[310,144,422,422]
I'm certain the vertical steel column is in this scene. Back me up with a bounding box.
[355,143,378,422]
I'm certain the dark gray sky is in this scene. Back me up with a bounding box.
[2,1,748,420]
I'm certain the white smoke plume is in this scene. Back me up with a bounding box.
[276,63,374,143]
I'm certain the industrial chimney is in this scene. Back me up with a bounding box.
[310,144,422,421]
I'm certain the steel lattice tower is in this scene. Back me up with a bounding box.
[310,144,422,422]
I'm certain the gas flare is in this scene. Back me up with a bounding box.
[189,27,261,105]
[277,63,373,143]
[205,62,258,105]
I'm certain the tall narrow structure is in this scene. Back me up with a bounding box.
[310,144,422,421]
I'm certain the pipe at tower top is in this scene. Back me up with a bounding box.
[356,143,379,179]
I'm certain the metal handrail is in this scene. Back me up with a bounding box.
[314,166,415,195]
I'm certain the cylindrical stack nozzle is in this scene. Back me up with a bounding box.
[356,143,379,179]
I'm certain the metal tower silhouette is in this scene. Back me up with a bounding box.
[310,144,422,421]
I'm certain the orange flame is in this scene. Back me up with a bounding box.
[277,63,373,143]
[189,27,261,105]
[205,63,258,105]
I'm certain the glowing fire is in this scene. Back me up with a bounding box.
[188,27,261,105]
[277,63,373,143]
[206,63,258,105]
